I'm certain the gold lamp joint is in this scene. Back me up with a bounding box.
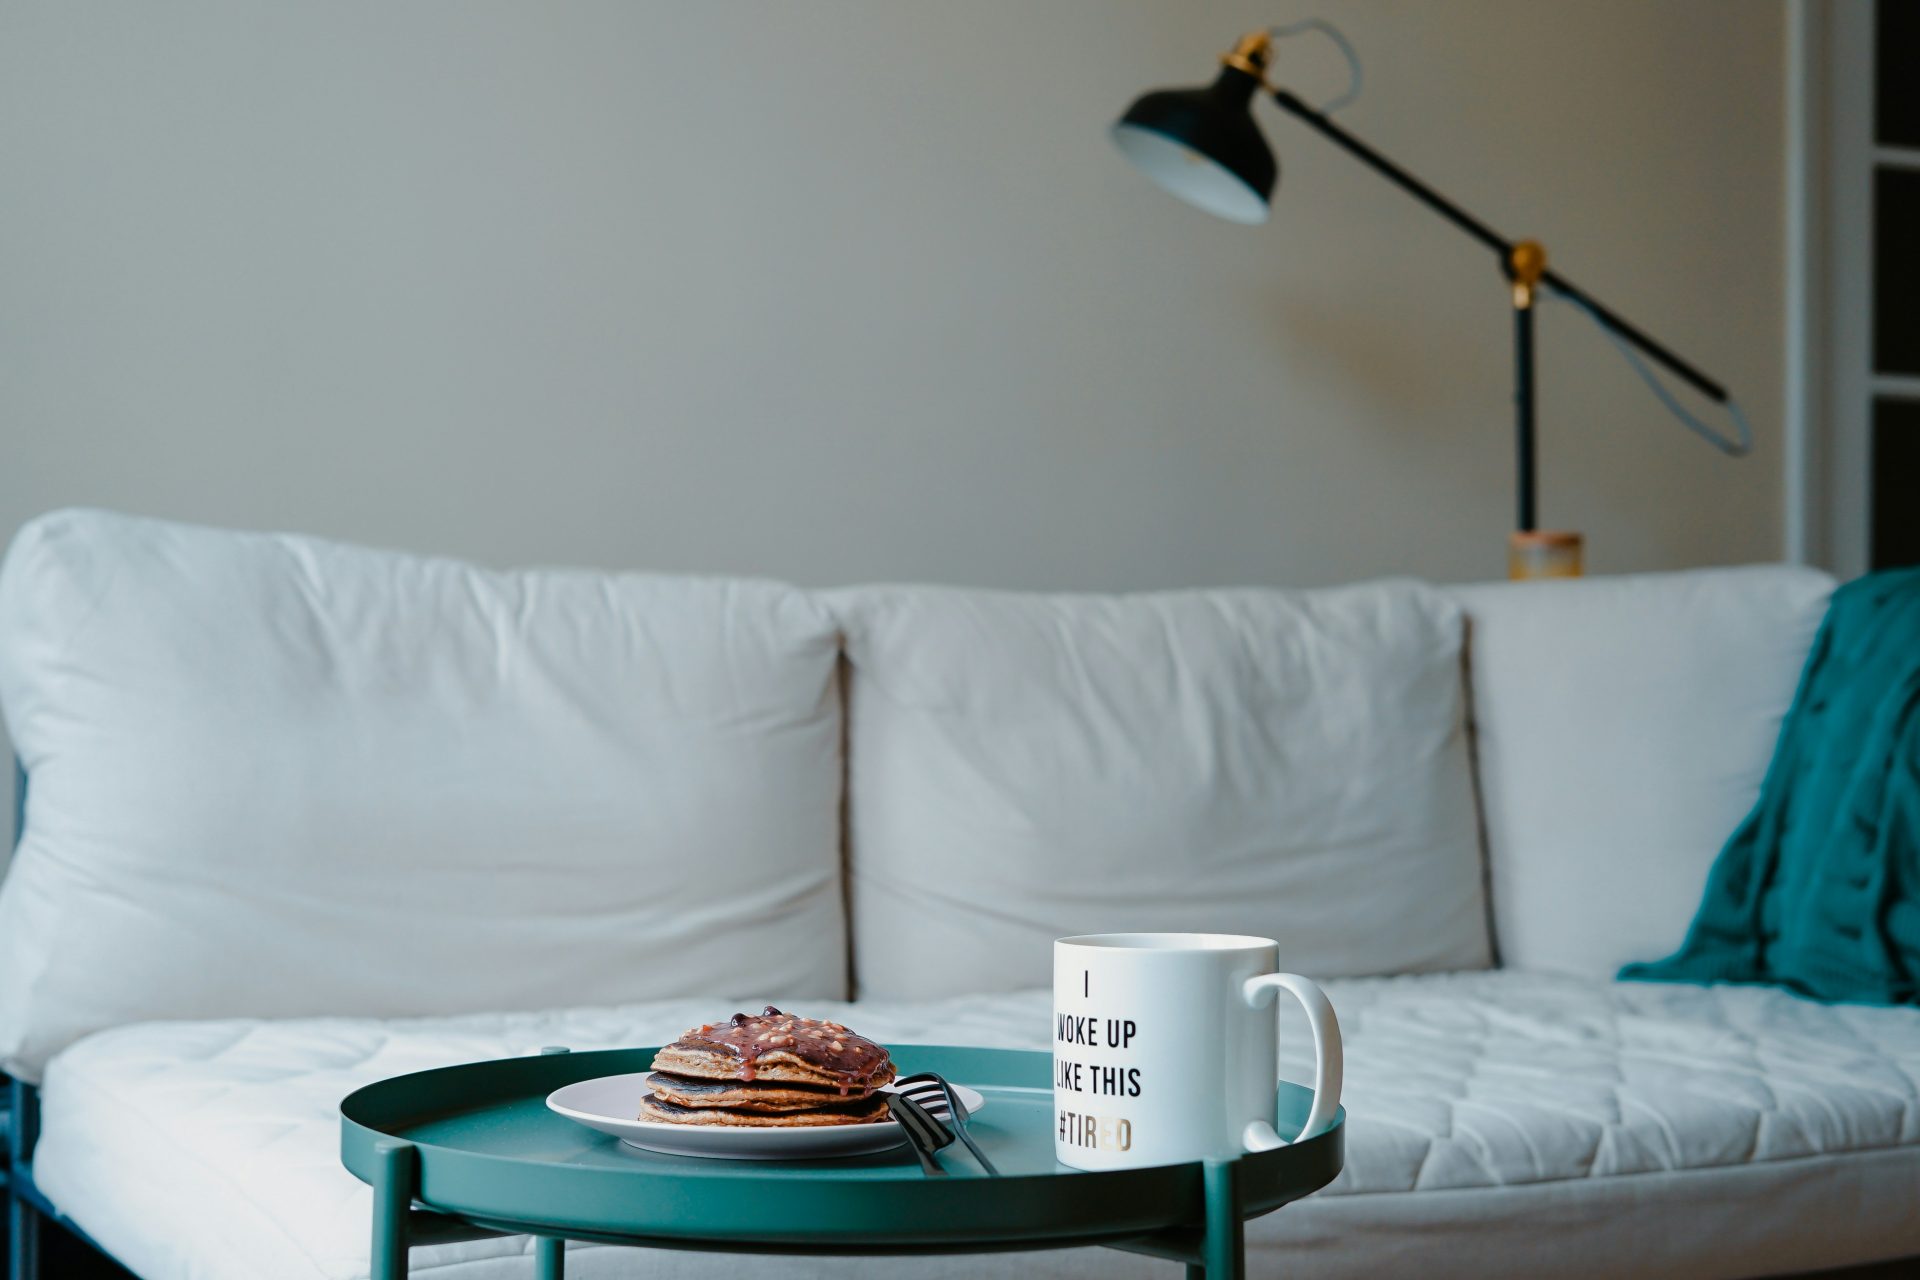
[1509,240,1547,308]
[1220,30,1273,85]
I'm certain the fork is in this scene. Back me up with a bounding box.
[887,1091,952,1176]
[892,1072,1000,1175]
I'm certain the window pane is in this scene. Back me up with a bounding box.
[1878,0,1920,147]
[1874,168,1920,375]
[1872,397,1920,570]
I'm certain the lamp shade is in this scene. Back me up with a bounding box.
[1111,65,1275,224]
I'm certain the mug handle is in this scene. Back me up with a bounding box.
[1239,973,1342,1151]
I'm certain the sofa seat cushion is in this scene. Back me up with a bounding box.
[35,976,1920,1280]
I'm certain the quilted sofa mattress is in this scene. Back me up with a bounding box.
[34,972,1920,1280]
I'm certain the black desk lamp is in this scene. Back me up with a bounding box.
[1114,23,1752,578]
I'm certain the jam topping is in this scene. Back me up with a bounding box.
[673,1006,892,1090]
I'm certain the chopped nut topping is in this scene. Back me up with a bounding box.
[671,1008,890,1084]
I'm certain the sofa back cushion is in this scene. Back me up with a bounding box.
[1451,565,1834,980]
[0,510,846,1079]
[830,581,1490,1000]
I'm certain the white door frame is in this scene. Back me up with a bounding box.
[1784,0,1825,568]
[1791,0,1897,580]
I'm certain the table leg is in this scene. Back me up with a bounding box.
[7,1192,39,1280]
[535,1235,565,1279]
[370,1140,417,1280]
[9,1078,42,1280]
[1197,1158,1245,1280]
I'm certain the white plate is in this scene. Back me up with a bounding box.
[545,1072,988,1161]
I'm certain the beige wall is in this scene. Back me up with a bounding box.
[0,0,1783,592]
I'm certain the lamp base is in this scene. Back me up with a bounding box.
[1508,530,1584,581]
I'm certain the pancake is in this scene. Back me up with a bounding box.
[650,1007,895,1095]
[645,1070,881,1112]
[650,1044,897,1091]
[638,1091,892,1127]
[641,1008,899,1127]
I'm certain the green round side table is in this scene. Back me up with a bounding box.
[339,1045,1344,1280]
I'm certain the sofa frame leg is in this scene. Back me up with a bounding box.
[534,1235,565,1279]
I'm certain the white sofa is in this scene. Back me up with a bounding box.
[0,509,1912,1280]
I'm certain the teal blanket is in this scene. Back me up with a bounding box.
[1621,568,1920,1005]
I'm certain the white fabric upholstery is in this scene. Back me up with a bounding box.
[0,514,1883,1279]
[829,582,1490,1000]
[0,510,847,1080]
[1451,566,1833,979]
[36,976,1920,1280]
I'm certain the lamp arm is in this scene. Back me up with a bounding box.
[1266,87,1731,409]
[1268,88,1508,257]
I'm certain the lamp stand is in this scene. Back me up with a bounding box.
[1504,242,1582,578]
[1116,28,1748,580]
[1509,241,1542,533]
[1241,50,1726,578]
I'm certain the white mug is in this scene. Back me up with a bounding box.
[1052,932,1342,1170]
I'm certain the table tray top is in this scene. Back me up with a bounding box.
[340,1045,1344,1253]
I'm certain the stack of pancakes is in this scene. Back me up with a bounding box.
[641,1006,897,1127]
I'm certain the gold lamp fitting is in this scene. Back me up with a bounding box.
[1508,529,1584,580]
[1508,240,1547,308]
[1220,30,1273,84]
